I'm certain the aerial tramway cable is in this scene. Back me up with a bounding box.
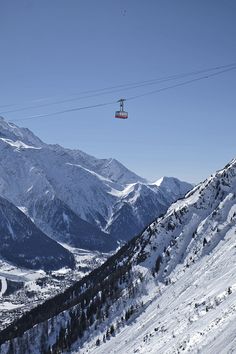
[126,66,236,101]
[1,62,236,115]
[6,63,236,122]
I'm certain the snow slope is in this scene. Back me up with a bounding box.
[1,158,236,353]
[85,233,236,354]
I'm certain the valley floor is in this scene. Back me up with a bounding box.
[0,247,109,331]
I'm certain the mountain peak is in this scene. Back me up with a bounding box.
[154,176,192,196]
[155,176,180,185]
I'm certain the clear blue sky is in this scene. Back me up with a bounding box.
[0,0,236,183]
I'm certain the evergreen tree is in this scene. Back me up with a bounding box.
[155,255,162,273]
[110,324,115,336]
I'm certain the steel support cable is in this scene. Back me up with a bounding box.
[1,62,236,114]
[125,66,236,101]
[12,101,117,122]
[9,64,236,122]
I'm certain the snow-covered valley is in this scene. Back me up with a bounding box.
[0,247,108,331]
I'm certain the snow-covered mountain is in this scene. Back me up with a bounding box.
[106,177,191,241]
[1,157,236,353]
[0,117,191,250]
[0,195,74,270]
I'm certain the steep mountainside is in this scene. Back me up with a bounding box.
[0,117,191,249]
[1,158,236,353]
[0,196,74,270]
[106,177,191,241]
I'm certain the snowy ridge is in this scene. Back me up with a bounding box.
[0,117,191,249]
[105,178,191,241]
[1,158,236,353]
[0,138,41,150]
[0,117,44,147]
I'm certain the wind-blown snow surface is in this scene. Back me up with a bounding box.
[1,158,236,353]
[0,117,191,250]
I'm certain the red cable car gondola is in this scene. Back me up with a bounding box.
[115,98,128,119]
